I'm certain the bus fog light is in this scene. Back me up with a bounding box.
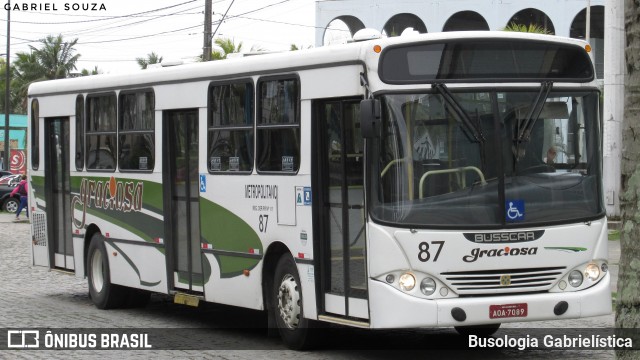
[558,280,567,290]
[569,270,583,287]
[385,274,395,283]
[420,278,436,295]
[440,287,449,297]
[601,263,608,273]
[399,273,416,291]
[585,263,600,280]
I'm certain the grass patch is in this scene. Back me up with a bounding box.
[609,230,620,241]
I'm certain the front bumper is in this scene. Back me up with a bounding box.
[368,272,612,328]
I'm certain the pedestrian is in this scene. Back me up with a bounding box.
[11,174,29,221]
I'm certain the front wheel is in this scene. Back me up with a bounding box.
[87,233,127,309]
[272,254,315,350]
[3,197,18,213]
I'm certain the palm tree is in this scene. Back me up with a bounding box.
[81,66,100,76]
[0,58,17,114]
[209,37,243,60]
[11,34,80,111]
[290,44,312,51]
[32,34,81,79]
[503,22,551,35]
[136,52,163,69]
[11,51,46,112]
[616,0,640,358]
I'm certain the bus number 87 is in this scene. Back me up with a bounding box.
[418,241,444,262]
[258,214,269,232]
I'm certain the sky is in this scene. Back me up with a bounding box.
[1,0,317,74]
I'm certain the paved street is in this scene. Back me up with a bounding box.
[0,211,620,359]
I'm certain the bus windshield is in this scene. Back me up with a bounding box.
[369,88,603,228]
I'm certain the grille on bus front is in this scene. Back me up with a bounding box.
[440,267,566,294]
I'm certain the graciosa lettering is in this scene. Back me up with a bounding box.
[72,177,144,229]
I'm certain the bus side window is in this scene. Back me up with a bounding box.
[118,91,155,171]
[86,94,117,171]
[256,77,300,173]
[208,81,254,173]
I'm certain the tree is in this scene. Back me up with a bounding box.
[0,58,19,114]
[209,37,243,60]
[136,52,163,69]
[502,22,551,35]
[290,44,312,51]
[81,66,101,76]
[11,51,46,113]
[12,34,80,112]
[33,34,81,79]
[616,0,640,358]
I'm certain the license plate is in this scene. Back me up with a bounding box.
[489,303,528,319]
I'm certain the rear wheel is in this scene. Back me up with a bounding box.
[272,254,315,350]
[87,233,127,309]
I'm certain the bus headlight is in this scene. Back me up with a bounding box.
[568,270,583,287]
[420,277,436,295]
[585,263,600,281]
[399,273,416,291]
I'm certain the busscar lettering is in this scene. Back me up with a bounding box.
[474,232,536,243]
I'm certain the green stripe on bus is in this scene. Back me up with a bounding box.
[199,197,262,277]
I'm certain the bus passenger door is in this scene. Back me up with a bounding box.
[162,109,204,294]
[41,117,73,270]
[313,99,369,321]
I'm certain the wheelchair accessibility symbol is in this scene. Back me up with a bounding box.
[506,200,525,222]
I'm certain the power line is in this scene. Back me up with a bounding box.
[76,24,203,45]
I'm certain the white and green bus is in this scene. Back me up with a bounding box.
[28,31,610,349]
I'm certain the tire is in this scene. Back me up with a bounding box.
[455,323,501,337]
[87,233,128,309]
[272,254,315,350]
[3,197,18,213]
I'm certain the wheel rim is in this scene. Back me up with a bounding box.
[277,274,301,329]
[90,249,105,293]
[6,201,17,213]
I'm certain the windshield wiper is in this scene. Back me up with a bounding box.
[514,81,553,160]
[432,83,485,143]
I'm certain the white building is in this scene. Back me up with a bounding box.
[315,0,605,78]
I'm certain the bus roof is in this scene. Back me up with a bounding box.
[28,31,591,97]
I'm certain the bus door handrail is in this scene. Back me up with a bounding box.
[380,157,407,177]
[419,166,487,198]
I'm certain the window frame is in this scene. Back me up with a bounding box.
[256,74,301,175]
[117,89,155,173]
[85,92,118,172]
[31,99,40,170]
[75,95,84,171]
[207,79,255,175]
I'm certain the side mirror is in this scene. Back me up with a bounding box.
[360,99,381,138]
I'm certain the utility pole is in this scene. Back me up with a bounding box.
[203,0,212,61]
[603,0,624,217]
[3,0,10,172]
